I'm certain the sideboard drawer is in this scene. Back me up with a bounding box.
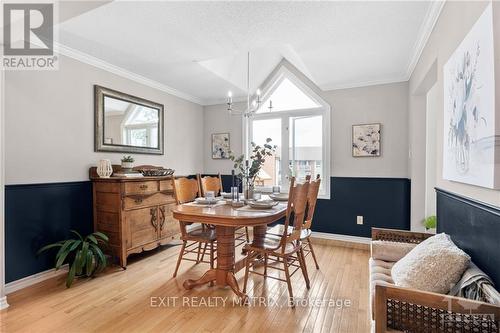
[159,180,174,192]
[123,192,175,210]
[124,181,158,194]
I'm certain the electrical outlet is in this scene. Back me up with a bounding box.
[357,216,364,225]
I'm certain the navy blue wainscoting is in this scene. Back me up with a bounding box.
[5,176,409,283]
[314,177,410,237]
[220,175,410,238]
[5,181,93,283]
[437,188,500,287]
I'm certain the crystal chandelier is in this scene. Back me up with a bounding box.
[226,52,273,117]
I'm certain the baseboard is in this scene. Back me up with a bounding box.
[310,231,371,250]
[0,296,9,310]
[5,265,68,294]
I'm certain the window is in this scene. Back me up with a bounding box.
[256,77,320,113]
[122,105,159,147]
[249,66,331,198]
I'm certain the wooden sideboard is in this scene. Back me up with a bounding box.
[90,168,178,268]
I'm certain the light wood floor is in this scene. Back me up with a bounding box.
[0,241,370,333]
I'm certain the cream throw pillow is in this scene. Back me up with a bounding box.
[391,233,470,294]
[371,240,416,262]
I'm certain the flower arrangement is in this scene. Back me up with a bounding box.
[229,138,277,189]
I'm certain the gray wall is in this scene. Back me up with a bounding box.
[325,82,408,178]
[5,55,205,185]
[204,82,409,179]
[409,1,500,230]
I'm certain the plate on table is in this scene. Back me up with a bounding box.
[194,197,219,205]
[247,200,279,209]
[269,193,289,201]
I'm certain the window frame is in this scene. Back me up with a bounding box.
[248,66,331,199]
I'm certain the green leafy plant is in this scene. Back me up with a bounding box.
[229,138,277,186]
[38,230,109,288]
[423,215,437,230]
[121,155,134,163]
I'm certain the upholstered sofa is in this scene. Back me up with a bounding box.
[370,228,500,333]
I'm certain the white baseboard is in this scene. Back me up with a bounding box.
[0,296,9,310]
[311,231,371,244]
[5,265,68,294]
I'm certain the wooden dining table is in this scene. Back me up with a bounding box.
[172,201,287,299]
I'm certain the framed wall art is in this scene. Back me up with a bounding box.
[352,123,381,157]
[212,133,230,159]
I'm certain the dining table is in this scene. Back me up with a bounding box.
[172,200,287,299]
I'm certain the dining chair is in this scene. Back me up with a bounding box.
[197,173,250,244]
[242,177,311,307]
[172,177,217,278]
[267,174,322,269]
[198,173,223,197]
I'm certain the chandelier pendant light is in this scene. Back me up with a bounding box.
[226,52,272,117]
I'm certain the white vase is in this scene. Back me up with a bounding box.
[97,159,113,178]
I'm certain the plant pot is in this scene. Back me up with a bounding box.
[121,161,133,170]
[425,228,436,234]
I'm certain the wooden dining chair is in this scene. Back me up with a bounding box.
[198,173,224,197]
[197,173,250,244]
[267,174,322,269]
[172,177,217,278]
[242,177,311,307]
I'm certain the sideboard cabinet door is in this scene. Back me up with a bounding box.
[124,207,158,250]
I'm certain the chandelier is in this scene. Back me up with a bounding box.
[226,52,273,117]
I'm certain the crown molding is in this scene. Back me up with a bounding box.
[319,76,408,92]
[204,95,248,107]
[404,0,446,80]
[55,42,205,105]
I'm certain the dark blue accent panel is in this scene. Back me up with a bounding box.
[220,175,410,237]
[4,176,409,283]
[5,181,93,283]
[220,174,243,192]
[437,188,500,287]
[312,177,410,237]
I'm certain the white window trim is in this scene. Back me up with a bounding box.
[248,66,331,199]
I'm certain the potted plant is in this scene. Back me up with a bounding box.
[423,215,437,233]
[38,230,109,288]
[121,155,134,170]
[229,138,277,199]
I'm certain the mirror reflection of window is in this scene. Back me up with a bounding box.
[103,96,160,148]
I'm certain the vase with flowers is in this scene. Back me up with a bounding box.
[229,138,277,200]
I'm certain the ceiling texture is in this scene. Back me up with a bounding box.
[57,1,444,105]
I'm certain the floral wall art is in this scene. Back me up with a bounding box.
[352,123,381,157]
[443,4,499,189]
[212,133,230,159]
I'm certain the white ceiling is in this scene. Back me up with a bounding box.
[58,1,442,105]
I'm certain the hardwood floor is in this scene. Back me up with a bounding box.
[0,241,370,333]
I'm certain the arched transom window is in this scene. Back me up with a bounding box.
[249,64,331,198]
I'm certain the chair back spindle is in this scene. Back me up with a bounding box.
[304,174,321,230]
[281,177,310,252]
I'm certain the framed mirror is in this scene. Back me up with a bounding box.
[94,85,164,155]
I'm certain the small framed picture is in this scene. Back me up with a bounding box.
[212,133,230,159]
[352,123,381,157]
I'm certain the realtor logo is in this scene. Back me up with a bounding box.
[2,2,58,70]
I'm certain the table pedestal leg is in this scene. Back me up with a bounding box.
[183,269,216,289]
[183,225,247,300]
